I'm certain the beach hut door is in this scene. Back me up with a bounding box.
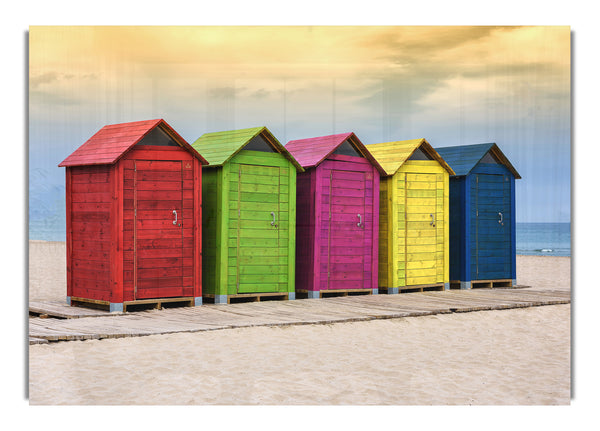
[405,172,442,286]
[235,164,283,293]
[473,174,511,279]
[325,169,366,290]
[133,160,185,299]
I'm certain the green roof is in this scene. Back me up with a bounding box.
[191,126,303,171]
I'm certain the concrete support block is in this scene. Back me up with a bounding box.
[214,295,228,304]
[109,302,123,313]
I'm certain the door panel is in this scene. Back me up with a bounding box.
[405,173,439,286]
[135,160,184,299]
[473,174,511,280]
[236,164,283,293]
[323,169,367,290]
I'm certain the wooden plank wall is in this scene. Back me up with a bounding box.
[122,146,198,301]
[378,176,391,288]
[227,150,293,294]
[448,176,465,281]
[317,154,378,291]
[202,150,296,297]
[379,160,449,289]
[69,165,112,301]
[470,163,514,281]
[294,169,316,291]
[201,168,220,296]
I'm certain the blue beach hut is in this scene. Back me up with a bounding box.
[435,143,521,289]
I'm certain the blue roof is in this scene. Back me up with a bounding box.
[435,143,521,178]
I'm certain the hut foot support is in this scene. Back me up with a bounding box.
[214,295,228,305]
[386,288,399,295]
[444,283,450,291]
[372,288,379,295]
[460,281,472,290]
[288,292,295,300]
[66,296,71,305]
[109,303,123,313]
[307,291,320,299]
[194,297,203,306]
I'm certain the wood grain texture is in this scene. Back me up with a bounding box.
[63,124,203,307]
[201,149,297,298]
[376,156,450,289]
[436,144,519,284]
[293,153,380,293]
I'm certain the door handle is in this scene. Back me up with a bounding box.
[271,211,278,228]
[357,214,362,228]
[498,212,504,226]
[172,210,178,225]
[430,213,436,227]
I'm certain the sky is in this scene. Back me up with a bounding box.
[28,25,571,239]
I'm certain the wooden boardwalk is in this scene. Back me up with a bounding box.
[28,288,570,344]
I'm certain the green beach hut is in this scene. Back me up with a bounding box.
[191,127,303,304]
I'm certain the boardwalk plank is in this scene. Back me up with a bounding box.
[29,289,570,344]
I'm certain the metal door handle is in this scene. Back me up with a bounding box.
[357,214,362,227]
[271,211,277,227]
[172,210,178,225]
[498,212,504,226]
[430,213,436,227]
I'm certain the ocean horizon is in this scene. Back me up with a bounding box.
[27,218,571,257]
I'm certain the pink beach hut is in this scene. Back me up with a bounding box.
[285,133,385,298]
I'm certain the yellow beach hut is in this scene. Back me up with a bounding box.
[367,139,455,293]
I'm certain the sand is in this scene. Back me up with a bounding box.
[28,241,571,405]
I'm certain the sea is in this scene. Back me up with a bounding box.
[515,222,571,257]
[28,217,571,258]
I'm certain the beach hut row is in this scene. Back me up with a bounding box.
[59,119,520,311]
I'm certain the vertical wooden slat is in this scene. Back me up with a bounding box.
[109,164,122,304]
[464,175,472,282]
[371,165,380,291]
[133,160,138,299]
[65,168,73,299]
[219,162,230,296]
[193,156,202,299]
[313,163,323,292]
[444,169,450,284]
[287,162,296,295]
[510,173,516,281]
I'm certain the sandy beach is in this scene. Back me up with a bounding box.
[28,241,571,405]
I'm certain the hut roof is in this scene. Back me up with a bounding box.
[366,138,455,176]
[285,132,386,175]
[190,126,303,171]
[435,143,521,179]
[59,119,208,167]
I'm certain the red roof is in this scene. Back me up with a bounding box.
[59,119,208,167]
[285,132,385,174]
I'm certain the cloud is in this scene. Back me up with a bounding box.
[29,72,59,89]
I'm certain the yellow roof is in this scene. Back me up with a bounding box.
[366,138,455,176]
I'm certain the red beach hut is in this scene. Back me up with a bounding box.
[59,119,208,312]
[285,133,385,298]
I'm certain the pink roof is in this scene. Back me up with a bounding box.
[285,133,354,168]
[59,119,207,167]
[285,132,385,174]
